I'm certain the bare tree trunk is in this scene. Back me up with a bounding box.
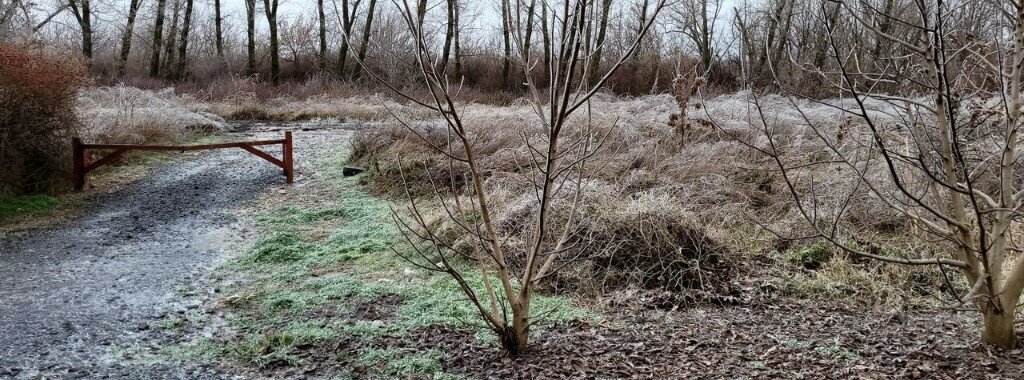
[869,0,896,60]
[245,0,256,75]
[540,4,549,83]
[589,0,612,84]
[214,0,223,57]
[337,0,362,78]
[632,0,649,64]
[522,0,536,73]
[318,0,327,70]
[501,0,511,88]
[352,0,377,79]
[416,0,426,27]
[162,0,181,73]
[149,0,167,77]
[453,0,462,76]
[441,0,456,71]
[766,0,793,77]
[67,0,93,64]
[117,0,143,77]
[173,0,193,79]
[982,307,1017,349]
[263,0,280,85]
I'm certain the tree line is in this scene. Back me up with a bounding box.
[2,0,991,95]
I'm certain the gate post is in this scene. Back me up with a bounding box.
[284,131,294,184]
[72,137,86,191]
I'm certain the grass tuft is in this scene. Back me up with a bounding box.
[0,194,58,220]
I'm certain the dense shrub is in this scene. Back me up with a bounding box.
[0,44,86,194]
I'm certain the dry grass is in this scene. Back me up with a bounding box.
[349,91,955,309]
[77,85,226,145]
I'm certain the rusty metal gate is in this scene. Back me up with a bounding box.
[71,132,294,191]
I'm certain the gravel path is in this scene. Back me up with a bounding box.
[0,124,349,379]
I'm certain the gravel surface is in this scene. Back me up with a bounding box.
[0,122,354,379]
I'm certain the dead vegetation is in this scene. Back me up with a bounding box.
[348,89,956,315]
[0,44,85,194]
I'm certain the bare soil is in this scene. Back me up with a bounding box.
[411,302,1024,379]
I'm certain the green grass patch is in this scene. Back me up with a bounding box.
[156,149,587,378]
[0,194,58,220]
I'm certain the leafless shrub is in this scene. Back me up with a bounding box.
[720,0,1024,349]
[0,44,85,194]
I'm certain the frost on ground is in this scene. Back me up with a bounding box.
[77,86,227,144]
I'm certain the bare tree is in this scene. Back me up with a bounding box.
[452,0,462,76]
[351,0,378,79]
[728,0,1024,349]
[149,0,167,76]
[673,0,722,73]
[117,0,144,77]
[162,0,182,73]
[263,0,280,84]
[214,0,223,58]
[500,0,511,88]
[369,0,667,355]
[173,0,194,79]
[245,0,257,75]
[66,0,93,63]
[318,0,327,70]
[0,0,28,38]
[335,0,363,77]
[588,0,612,84]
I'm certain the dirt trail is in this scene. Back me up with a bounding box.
[0,124,347,379]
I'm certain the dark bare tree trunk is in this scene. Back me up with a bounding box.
[522,0,536,70]
[67,0,93,64]
[263,0,280,85]
[416,0,426,28]
[870,0,896,60]
[452,0,462,76]
[540,4,549,83]
[633,0,649,64]
[589,0,612,83]
[352,0,377,79]
[317,0,327,70]
[117,0,143,77]
[149,0,167,77]
[173,0,193,79]
[812,2,839,69]
[501,0,511,88]
[337,0,362,78]
[214,0,223,57]
[441,0,456,71]
[162,0,181,73]
[245,0,256,75]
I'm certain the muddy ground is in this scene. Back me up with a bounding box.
[0,121,352,379]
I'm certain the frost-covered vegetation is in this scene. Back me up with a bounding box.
[77,85,225,145]
[349,92,951,310]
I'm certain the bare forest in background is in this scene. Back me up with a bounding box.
[0,0,955,99]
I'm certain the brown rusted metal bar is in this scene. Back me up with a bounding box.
[71,133,295,191]
[284,131,294,184]
[84,148,128,174]
[80,139,286,151]
[72,137,85,191]
[238,144,286,168]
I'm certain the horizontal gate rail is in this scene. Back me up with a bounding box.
[72,132,294,191]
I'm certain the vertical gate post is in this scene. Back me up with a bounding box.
[284,131,294,184]
[72,137,86,191]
